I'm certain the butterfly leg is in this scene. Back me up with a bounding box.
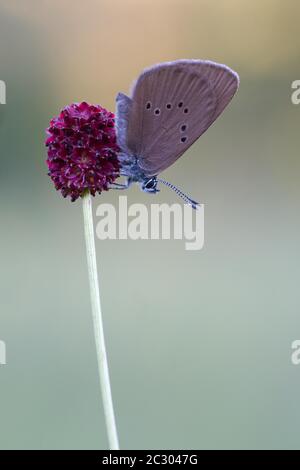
[108,182,128,190]
[108,177,134,190]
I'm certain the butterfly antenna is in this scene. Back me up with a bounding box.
[157,178,199,210]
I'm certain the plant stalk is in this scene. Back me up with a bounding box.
[82,191,119,450]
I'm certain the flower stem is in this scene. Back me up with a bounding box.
[82,192,119,450]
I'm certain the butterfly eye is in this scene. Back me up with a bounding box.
[146,102,151,110]
[181,125,187,132]
[166,103,172,109]
[184,108,189,114]
[178,101,183,108]
[181,136,187,143]
[154,108,161,115]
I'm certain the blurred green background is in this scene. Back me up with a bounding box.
[1,0,300,450]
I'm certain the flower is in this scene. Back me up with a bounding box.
[46,102,120,201]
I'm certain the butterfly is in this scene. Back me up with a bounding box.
[112,59,239,208]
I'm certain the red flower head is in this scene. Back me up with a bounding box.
[46,102,120,201]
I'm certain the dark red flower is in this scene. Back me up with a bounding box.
[46,102,120,201]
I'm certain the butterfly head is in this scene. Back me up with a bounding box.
[140,177,159,194]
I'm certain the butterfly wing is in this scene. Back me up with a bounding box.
[120,60,239,177]
[115,92,133,156]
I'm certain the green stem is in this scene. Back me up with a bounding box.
[82,192,119,450]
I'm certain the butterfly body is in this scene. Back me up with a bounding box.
[116,150,159,193]
[114,60,239,206]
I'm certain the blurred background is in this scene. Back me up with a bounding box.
[0,0,300,450]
